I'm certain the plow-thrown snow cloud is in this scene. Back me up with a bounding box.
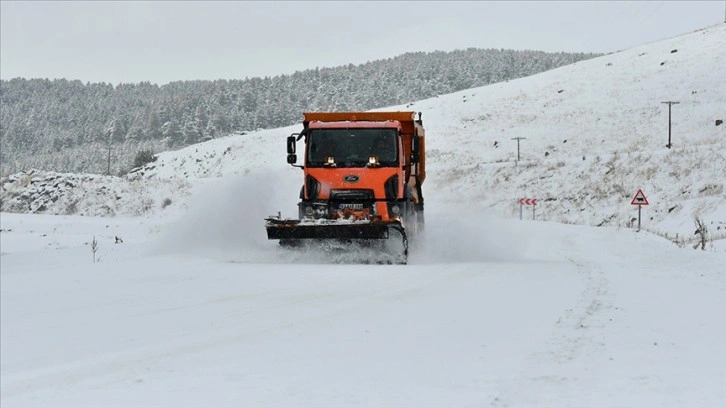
[150,170,529,265]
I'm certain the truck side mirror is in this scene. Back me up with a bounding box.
[287,135,297,164]
[287,135,296,154]
[411,135,420,164]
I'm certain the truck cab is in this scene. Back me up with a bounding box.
[287,112,425,225]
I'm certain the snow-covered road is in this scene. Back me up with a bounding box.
[2,205,724,407]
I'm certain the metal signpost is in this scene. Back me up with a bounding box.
[630,188,649,232]
[518,197,538,220]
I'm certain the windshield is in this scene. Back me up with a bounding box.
[306,128,398,168]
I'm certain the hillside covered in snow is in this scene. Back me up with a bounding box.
[2,23,725,248]
[2,23,726,408]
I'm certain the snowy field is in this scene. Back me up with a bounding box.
[2,191,725,407]
[2,23,726,408]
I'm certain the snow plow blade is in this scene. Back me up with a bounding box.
[266,219,391,240]
[265,218,408,264]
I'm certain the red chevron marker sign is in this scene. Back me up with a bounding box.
[519,198,538,206]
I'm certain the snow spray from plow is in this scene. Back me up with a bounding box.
[151,171,522,265]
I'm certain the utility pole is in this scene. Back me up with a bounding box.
[107,146,112,175]
[511,137,527,166]
[661,101,679,149]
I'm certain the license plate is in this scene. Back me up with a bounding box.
[339,203,364,210]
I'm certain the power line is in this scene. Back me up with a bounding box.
[661,101,680,149]
[601,1,664,52]
[511,137,527,166]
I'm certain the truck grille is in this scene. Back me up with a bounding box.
[330,189,375,217]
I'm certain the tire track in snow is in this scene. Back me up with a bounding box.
[488,252,616,407]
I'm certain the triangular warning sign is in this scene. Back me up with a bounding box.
[631,188,649,206]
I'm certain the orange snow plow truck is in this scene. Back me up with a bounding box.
[265,111,426,264]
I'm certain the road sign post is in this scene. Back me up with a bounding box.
[518,198,538,220]
[638,205,641,231]
[630,188,649,232]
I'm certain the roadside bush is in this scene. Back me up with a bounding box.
[693,216,709,251]
[132,149,157,169]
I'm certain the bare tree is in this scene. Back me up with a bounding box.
[91,236,98,263]
[693,216,708,250]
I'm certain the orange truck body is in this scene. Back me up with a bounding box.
[300,111,426,220]
[302,111,426,185]
[265,111,427,264]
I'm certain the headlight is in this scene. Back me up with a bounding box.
[304,206,314,216]
[390,205,400,214]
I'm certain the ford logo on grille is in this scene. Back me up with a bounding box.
[343,175,360,183]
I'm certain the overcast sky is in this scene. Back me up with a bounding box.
[1,1,723,85]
